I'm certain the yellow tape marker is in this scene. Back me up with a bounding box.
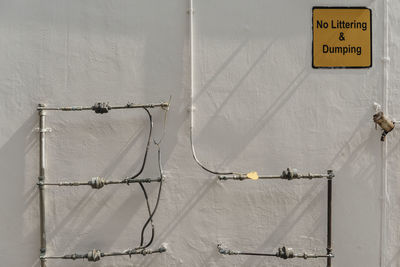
[247,172,259,180]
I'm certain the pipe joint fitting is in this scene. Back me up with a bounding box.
[373,111,395,141]
[87,249,102,262]
[92,102,110,114]
[276,246,294,259]
[217,244,238,255]
[281,168,298,180]
[89,177,106,189]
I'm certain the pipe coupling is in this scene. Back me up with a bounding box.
[276,246,294,259]
[87,249,101,262]
[373,111,395,141]
[281,168,298,180]
[92,102,110,114]
[89,177,106,189]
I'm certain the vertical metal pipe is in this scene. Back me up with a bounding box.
[327,171,333,267]
[38,104,47,267]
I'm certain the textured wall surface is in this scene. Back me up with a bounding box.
[0,0,398,266]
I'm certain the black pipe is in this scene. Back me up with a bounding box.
[327,170,334,267]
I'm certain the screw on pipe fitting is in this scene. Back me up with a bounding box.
[217,244,238,255]
[92,102,110,114]
[373,111,395,141]
[327,170,334,179]
[281,168,298,180]
[87,249,101,262]
[276,246,294,259]
[89,177,106,189]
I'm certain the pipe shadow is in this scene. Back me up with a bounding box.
[0,113,37,266]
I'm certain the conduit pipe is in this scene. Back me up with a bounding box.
[40,177,162,189]
[380,0,390,265]
[218,171,334,267]
[218,244,333,259]
[37,102,169,112]
[218,168,330,180]
[38,104,48,267]
[188,0,236,175]
[36,101,169,264]
[42,245,167,262]
[188,0,328,182]
[188,2,334,265]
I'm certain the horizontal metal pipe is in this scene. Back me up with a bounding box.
[218,173,328,181]
[217,244,333,259]
[226,252,332,258]
[37,102,169,111]
[42,246,166,261]
[40,177,162,188]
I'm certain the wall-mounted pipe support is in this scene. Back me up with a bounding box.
[217,244,333,259]
[42,245,167,261]
[218,168,329,181]
[39,177,163,189]
[36,102,169,112]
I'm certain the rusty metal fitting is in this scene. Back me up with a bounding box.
[373,111,395,141]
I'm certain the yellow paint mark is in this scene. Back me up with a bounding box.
[247,172,259,180]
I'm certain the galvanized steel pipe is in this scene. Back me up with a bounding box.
[38,104,47,267]
[36,102,169,112]
[42,245,167,261]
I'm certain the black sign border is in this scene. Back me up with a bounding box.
[312,6,372,69]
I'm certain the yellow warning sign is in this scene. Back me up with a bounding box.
[312,7,372,68]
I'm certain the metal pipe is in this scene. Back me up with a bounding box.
[381,1,389,265]
[38,104,47,267]
[42,246,167,261]
[40,177,162,188]
[188,0,235,175]
[36,102,169,112]
[217,244,333,259]
[327,170,334,267]
[218,168,329,181]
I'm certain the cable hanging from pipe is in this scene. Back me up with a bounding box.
[38,100,170,262]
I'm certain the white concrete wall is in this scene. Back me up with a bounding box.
[0,0,398,266]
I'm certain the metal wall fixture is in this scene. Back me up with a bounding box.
[217,169,334,267]
[373,111,395,141]
[37,101,169,267]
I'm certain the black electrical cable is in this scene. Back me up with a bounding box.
[137,100,169,248]
[139,145,164,249]
[138,181,155,247]
[123,107,153,183]
[131,105,167,250]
